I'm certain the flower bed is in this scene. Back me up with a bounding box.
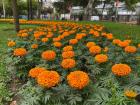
[7,21,140,105]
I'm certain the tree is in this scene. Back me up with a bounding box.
[84,0,101,20]
[53,0,97,20]
[53,0,71,15]
[27,0,33,20]
[53,0,89,20]
[36,0,43,19]
[0,0,37,19]
[0,0,12,18]
[2,0,6,18]
[11,0,20,32]
[83,0,94,20]
[100,0,114,20]
[121,0,140,23]
[54,0,140,21]
[71,0,89,7]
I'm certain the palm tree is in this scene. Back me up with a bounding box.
[11,0,20,32]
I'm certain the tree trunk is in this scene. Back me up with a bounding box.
[27,0,33,20]
[115,0,119,22]
[11,0,20,32]
[137,15,140,25]
[27,0,29,20]
[37,0,42,19]
[101,1,106,21]
[84,0,95,20]
[2,0,6,18]
[137,8,140,25]
[30,0,33,19]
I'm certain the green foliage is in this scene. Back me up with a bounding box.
[18,81,93,105]
[53,1,70,14]
[18,76,139,105]
[0,59,12,105]
[0,0,38,17]
[121,0,140,11]
[0,83,12,105]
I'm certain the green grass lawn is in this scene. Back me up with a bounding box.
[79,21,140,43]
[0,23,37,53]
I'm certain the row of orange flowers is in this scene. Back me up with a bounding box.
[7,22,140,92]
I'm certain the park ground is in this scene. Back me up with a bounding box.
[0,21,140,104]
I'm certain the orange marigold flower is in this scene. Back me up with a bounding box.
[86,42,96,48]
[89,45,101,54]
[53,38,61,42]
[81,30,86,33]
[138,44,140,48]
[75,35,83,40]
[89,29,95,34]
[69,30,75,34]
[37,71,60,88]
[34,33,40,39]
[8,41,16,47]
[46,33,53,38]
[59,35,65,39]
[62,32,69,37]
[34,32,44,39]
[101,32,107,37]
[62,51,75,59]
[67,71,89,89]
[82,33,86,37]
[103,47,109,52]
[61,59,76,69]
[95,54,108,63]
[19,29,27,33]
[112,64,131,76]
[63,46,73,52]
[124,46,137,53]
[124,40,131,44]
[53,42,62,48]
[63,32,70,37]
[113,39,121,44]
[29,28,33,32]
[29,67,46,78]
[31,44,38,49]
[42,38,48,43]
[21,33,28,37]
[69,39,78,45]
[124,90,137,98]
[93,31,100,37]
[118,41,129,47]
[13,48,27,56]
[106,34,113,40]
[41,50,56,61]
